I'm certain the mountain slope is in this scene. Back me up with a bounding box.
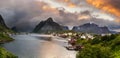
[0,15,12,32]
[72,23,111,34]
[0,15,14,43]
[0,15,17,58]
[33,17,69,33]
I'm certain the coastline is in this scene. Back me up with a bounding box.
[0,33,17,58]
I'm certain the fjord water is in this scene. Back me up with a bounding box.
[3,34,76,58]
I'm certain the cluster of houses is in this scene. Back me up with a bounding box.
[51,32,114,50]
[51,32,95,40]
[51,32,114,40]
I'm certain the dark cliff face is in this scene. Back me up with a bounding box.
[72,23,111,34]
[0,15,8,28]
[0,15,11,32]
[33,17,69,33]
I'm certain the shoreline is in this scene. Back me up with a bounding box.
[0,39,14,44]
[0,33,17,58]
[3,34,77,58]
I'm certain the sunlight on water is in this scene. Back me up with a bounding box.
[39,41,76,58]
[3,34,76,58]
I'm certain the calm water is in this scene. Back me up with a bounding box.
[3,34,76,58]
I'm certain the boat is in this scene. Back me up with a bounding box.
[66,45,83,51]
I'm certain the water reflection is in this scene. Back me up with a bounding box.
[3,34,76,58]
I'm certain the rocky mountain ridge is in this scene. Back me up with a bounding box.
[33,17,69,33]
[72,23,111,34]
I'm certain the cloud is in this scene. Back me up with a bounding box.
[87,0,120,22]
[0,0,119,32]
[56,0,87,7]
[54,0,76,8]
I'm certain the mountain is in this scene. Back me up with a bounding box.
[11,26,18,32]
[62,26,69,30]
[0,14,14,43]
[0,15,17,57]
[72,23,111,34]
[33,17,69,33]
[0,15,7,27]
[0,15,12,32]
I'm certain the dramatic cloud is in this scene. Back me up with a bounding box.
[0,0,119,31]
[87,0,120,22]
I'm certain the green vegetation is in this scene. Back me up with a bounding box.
[0,32,14,43]
[0,25,13,33]
[76,34,120,58]
[0,27,16,58]
[77,44,113,58]
[0,47,17,58]
[0,32,17,58]
[0,14,17,58]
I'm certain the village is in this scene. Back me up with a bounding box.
[49,32,112,51]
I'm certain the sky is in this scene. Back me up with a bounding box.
[0,0,120,31]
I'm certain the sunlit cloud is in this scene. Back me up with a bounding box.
[87,0,120,22]
[0,0,119,31]
[78,15,90,20]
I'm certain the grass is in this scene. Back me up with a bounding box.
[0,32,17,58]
[0,32,14,43]
[0,47,17,58]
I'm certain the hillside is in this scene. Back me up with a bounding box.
[0,15,12,32]
[0,15,17,58]
[33,17,69,33]
[72,23,111,34]
[0,15,14,43]
[76,34,120,58]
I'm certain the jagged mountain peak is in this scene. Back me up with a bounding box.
[33,17,69,33]
[46,17,54,22]
[72,23,111,34]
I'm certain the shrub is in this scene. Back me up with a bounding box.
[76,44,113,58]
